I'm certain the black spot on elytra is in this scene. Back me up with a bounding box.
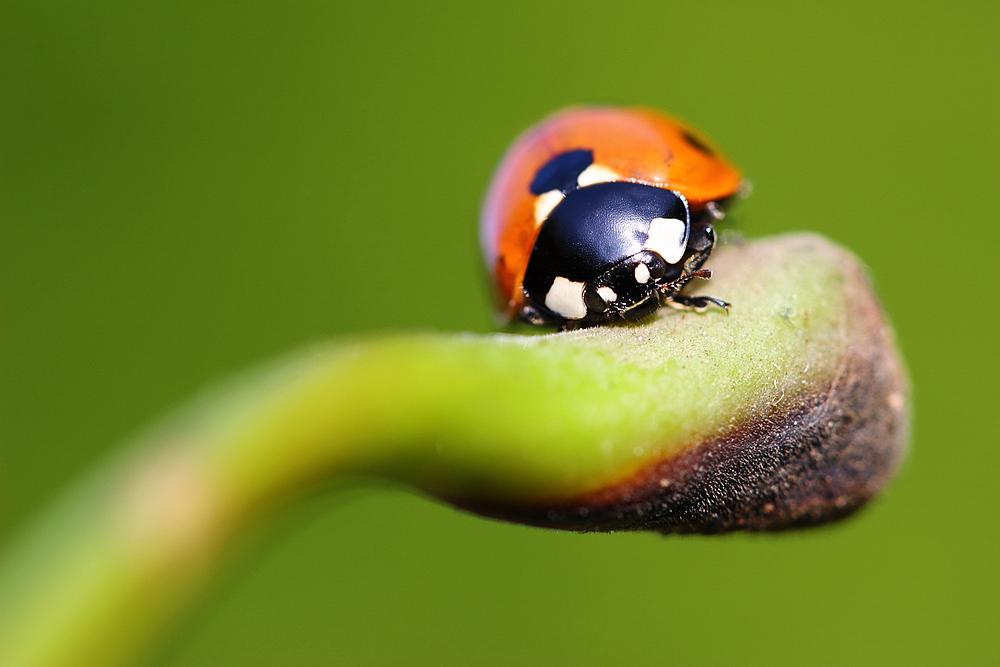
[530,149,593,195]
[681,130,715,156]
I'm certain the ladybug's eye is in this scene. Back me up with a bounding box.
[637,252,667,280]
[584,286,612,313]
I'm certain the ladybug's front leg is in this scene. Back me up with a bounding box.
[682,222,717,274]
[666,293,730,313]
[660,222,730,313]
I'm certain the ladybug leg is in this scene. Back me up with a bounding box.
[519,302,563,327]
[558,319,586,332]
[666,293,731,313]
[682,222,717,274]
[659,222,730,313]
[519,301,592,330]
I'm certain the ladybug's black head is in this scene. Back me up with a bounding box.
[582,250,683,320]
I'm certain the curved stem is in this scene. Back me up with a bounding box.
[0,234,906,667]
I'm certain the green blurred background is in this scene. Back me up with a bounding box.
[2,1,997,665]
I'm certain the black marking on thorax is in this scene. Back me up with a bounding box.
[523,182,688,295]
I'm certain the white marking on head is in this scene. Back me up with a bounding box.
[576,164,622,188]
[545,276,587,319]
[644,217,688,265]
[597,286,618,303]
[533,189,564,226]
[634,262,651,284]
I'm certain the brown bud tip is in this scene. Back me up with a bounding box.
[457,234,909,534]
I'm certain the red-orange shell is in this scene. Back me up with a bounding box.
[481,107,744,321]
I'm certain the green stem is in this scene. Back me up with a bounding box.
[0,233,907,667]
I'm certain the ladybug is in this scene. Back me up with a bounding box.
[481,107,745,328]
